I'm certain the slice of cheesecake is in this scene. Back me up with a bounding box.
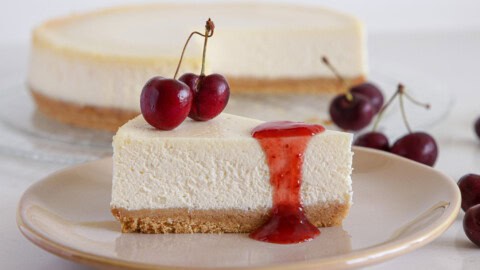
[29,3,367,131]
[111,113,353,234]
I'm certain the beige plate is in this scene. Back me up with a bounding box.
[17,147,460,270]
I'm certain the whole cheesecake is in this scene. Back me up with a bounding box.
[111,113,353,234]
[28,3,367,131]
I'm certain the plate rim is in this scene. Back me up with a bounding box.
[17,147,461,270]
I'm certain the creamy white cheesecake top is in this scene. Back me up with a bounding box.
[111,113,353,211]
[29,3,367,111]
[32,3,366,77]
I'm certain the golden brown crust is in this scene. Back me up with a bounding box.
[31,89,137,132]
[229,76,365,94]
[111,202,350,234]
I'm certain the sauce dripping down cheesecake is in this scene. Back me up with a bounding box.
[250,121,325,244]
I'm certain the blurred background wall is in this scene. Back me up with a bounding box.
[1,0,480,44]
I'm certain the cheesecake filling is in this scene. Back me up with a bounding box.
[110,114,352,212]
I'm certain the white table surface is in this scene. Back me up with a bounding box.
[1,30,480,269]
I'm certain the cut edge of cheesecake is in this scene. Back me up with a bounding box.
[110,113,353,234]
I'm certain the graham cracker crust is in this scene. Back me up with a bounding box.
[111,202,350,234]
[229,76,365,94]
[31,90,138,132]
[31,75,364,131]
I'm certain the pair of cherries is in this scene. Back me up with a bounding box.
[354,84,438,167]
[355,131,438,166]
[458,174,480,247]
[140,19,230,130]
[141,74,229,130]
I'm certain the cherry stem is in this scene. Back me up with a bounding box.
[372,89,399,131]
[345,91,354,102]
[403,91,431,109]
[321,56,352,101]
[398,89,412,133]
[372,83,430,133]
[200,18,215,76]
[321,56,345,83]
[173,19,214,80]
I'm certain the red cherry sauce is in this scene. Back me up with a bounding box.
[249,121,325,244]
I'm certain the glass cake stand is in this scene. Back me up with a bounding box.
[0,85,113,164]
[0,70,452,164]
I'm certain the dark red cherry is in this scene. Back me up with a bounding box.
[178,73,199,93]
[179,73,230,121]
[329,93,375,131]
[140,76,193,130]
[350,82,384,113]
[458,174,480,212]
[475,117,480,140]
[354,132,390,151]
[463,204,480,247]
[390,132,438,166]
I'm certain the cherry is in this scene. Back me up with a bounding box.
[354,131,390,151]
[178,19,230,121]
[475,117,480,140]
[140,77,192,130]
[177,73,198,94]
[321,57,377,131]
[329,93,375,131]
[321,57,383,128]
[179,73,230,121]
[458,174,480,212]
[463,204,480,247]
[350,83,384,113]
[390,132,438,166]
